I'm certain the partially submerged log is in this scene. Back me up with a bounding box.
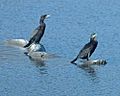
[72,59,107,68]
[5,39,46,52]
[75,59,107,73]
[5,39,28,48]
[82,59,107,66]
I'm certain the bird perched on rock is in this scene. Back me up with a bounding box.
[24,14,50,48]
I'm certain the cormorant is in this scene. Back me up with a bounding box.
[24,14,50,48]
[71,33,98,63]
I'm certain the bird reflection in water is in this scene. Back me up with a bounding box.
[29,56,48,75]
[29,56,45,67]
[78,63,95,73]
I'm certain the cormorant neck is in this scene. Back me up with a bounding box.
[90,38,96,42]
[90,38,94,42]
[40,19,44,24]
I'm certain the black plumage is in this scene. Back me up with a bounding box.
[71,33,98,63]
[24,14,50,48]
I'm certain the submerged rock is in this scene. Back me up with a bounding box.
[5,39,52,60]
[28,51,58,60]
[27,43,46,53]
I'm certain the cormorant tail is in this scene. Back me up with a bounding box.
[24,42,31,48]
[71,57,78,64]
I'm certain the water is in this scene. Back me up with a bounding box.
[0,0,120,96]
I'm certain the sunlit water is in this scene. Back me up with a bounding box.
[0,0,120,96]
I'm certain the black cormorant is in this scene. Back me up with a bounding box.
[24,14,50,48]
[71,33,98,63]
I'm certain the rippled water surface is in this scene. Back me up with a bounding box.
[0,0,120,96]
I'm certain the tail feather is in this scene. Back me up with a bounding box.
[71,57,78,64]
[24,42,31,48]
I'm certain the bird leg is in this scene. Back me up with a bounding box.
[87,54,90,61]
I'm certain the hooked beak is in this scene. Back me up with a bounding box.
[45,14,50,19]
[92,33,97,38]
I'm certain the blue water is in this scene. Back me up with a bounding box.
[0,0,120,96]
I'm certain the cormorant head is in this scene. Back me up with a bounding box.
[40,14,50,23]
[90,33,97,41]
